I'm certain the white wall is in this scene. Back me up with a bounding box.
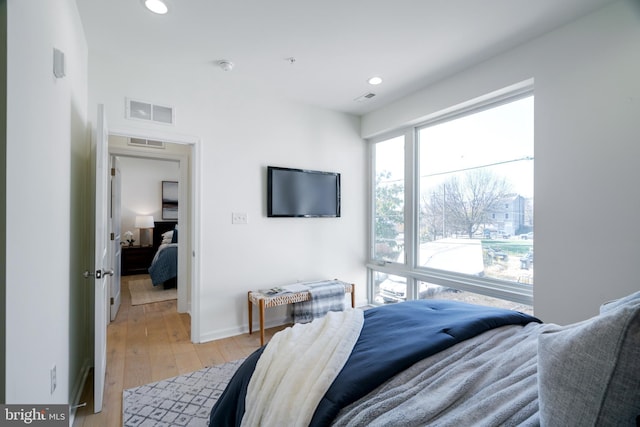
[87,52,367,341]
[117,155,180,243]
[362,0,640,324]
[6,0,88,403]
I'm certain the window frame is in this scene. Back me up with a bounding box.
[367,82,534,306]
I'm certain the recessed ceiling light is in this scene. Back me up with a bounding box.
[144,0,168,14]
[368,76,383,85]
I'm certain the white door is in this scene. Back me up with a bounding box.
[93,104,112,413]
[110,156,122,320]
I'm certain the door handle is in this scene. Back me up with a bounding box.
[103,269,115,277]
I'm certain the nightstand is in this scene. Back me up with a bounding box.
[121,245,156,276]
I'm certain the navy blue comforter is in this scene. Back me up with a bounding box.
[209,299,541,426]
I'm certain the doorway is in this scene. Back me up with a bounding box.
[107,132,199,341]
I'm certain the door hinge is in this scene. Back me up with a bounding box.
[110,232,115,240]
[110,297,114,305]
[111,167,116,176]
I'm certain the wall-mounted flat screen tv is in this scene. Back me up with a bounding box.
[267,166,341,217]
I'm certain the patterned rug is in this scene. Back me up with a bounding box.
[122,359,244,426]
[128,277,177,306]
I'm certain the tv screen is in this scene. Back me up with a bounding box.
[267,166,341,217]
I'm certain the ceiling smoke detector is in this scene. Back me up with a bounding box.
[218,60,234,72]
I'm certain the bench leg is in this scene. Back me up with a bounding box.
[259,299,265,346]
[351,284,355,308]
[248,292,253,335]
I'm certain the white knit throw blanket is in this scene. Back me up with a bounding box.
[241,308,364,427]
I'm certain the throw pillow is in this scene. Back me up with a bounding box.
[599,289,640,314]
[538,295,640,426]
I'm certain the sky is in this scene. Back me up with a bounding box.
[376,96,534,198]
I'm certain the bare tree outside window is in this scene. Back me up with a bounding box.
[421,169,512,240]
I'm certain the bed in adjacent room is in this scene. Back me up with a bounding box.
[209,291,640,426]
[148,221,178,288]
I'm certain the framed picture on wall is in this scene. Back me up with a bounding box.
[162,181,178,220]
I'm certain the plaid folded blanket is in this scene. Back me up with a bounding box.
[292,280,346,323]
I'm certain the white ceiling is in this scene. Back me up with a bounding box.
[76,0,617,116]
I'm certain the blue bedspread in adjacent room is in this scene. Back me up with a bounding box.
[148,244,177,286]
[209,299,541,426]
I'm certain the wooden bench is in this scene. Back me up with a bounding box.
[248,281,355,346]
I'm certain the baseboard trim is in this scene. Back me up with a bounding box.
[68,358,91,425]
[198,316,290,344]
[198,301,371,344]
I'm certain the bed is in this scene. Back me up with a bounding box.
[148,221,178,288]
[209,291,640,426]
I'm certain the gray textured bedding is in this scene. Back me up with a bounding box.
[332,322,552,427]
[333,292,640,427]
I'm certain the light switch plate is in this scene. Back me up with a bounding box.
[232,212,248,224]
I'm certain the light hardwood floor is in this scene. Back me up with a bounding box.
[73,275,287,427]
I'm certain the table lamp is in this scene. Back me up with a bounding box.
[134,215,154,247]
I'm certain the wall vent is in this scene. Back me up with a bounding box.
[125,98,175,125]
[128,137,166,149]
[354,92,376,102]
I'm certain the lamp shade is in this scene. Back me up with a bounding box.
[134,215,154,229]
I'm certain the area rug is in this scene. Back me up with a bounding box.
[122,358,244,426]
[129,277,177,306]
